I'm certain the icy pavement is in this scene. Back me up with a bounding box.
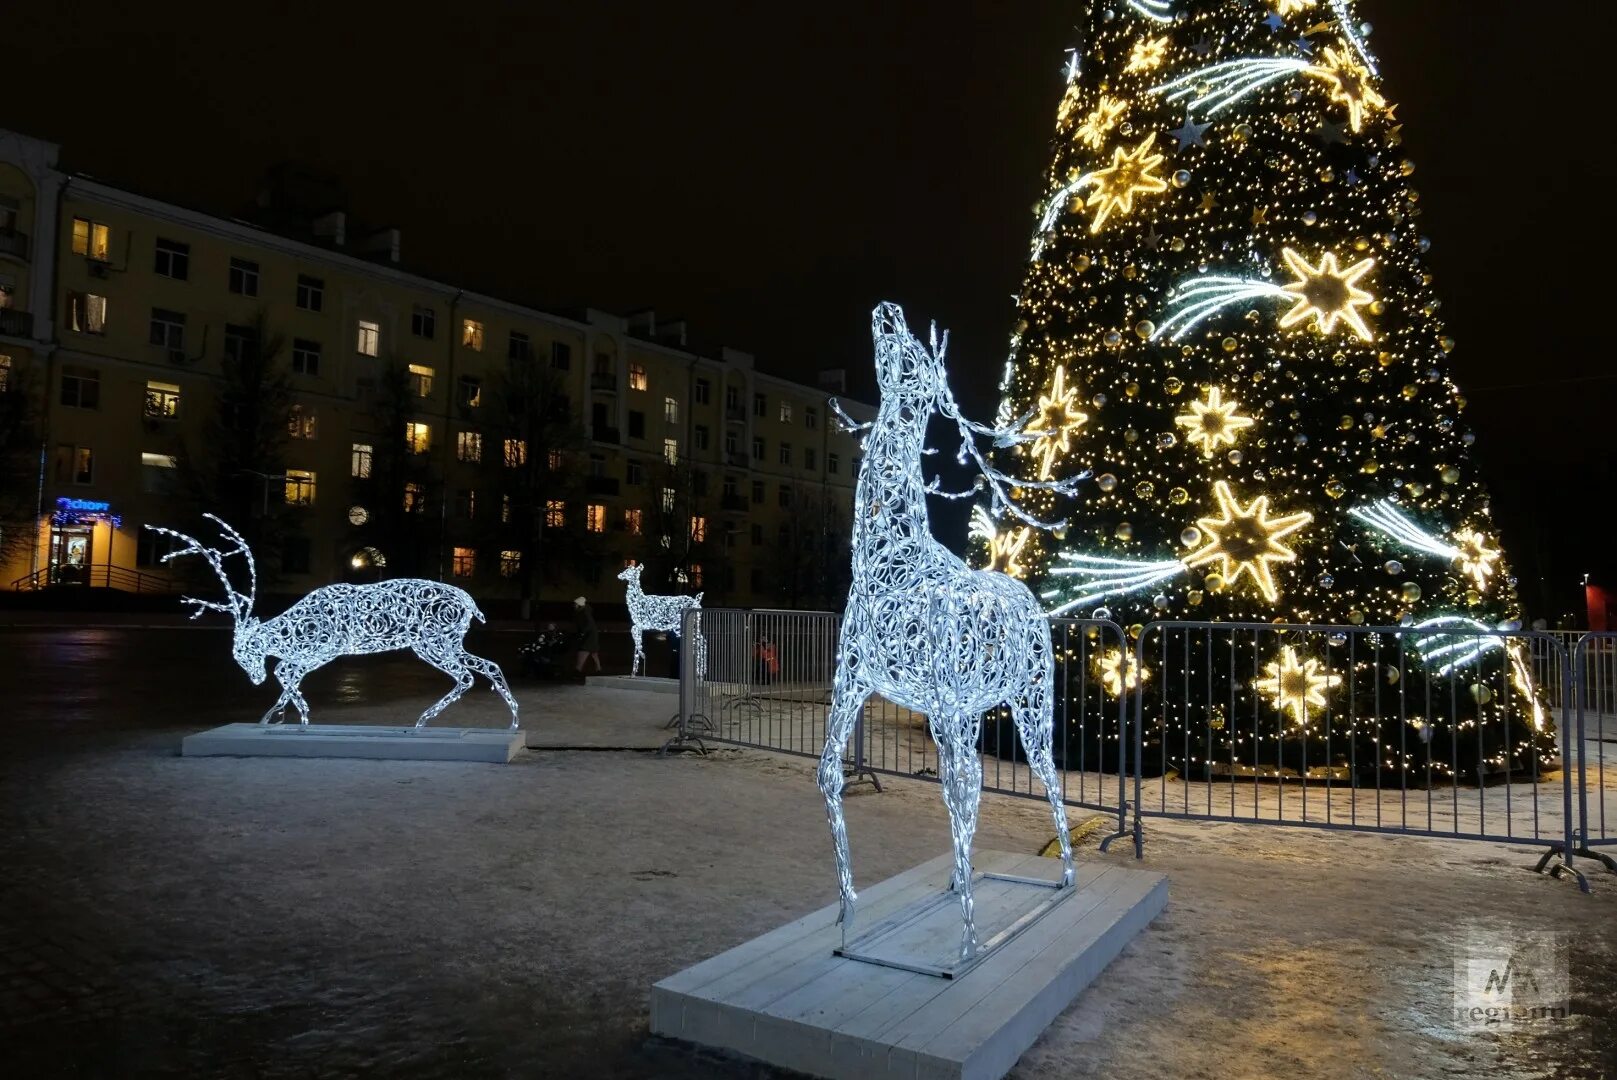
[0,629,1613,1078]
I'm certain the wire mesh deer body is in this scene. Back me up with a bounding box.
[147,516,519,728]
[617,564,705,679]
[819,303,1080,962]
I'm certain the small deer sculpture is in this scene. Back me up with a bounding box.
[617,563,704,679]
[148,515,519,728]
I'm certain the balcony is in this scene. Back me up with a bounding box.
[587,476,620,496]
[592,427,621,445]
[725,405,747,424]
[721,493,749,513]
[591,372,617,392]
[0,309,34,339]
[0,229,28,262]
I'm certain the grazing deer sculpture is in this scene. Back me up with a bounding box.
[819,303,1082,962]
[617,563,705,679]
[147,515,519,728]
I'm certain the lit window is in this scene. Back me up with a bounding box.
[452,547,476,578]
[71,217,110,260]
[828,452,839,475]
[806,406,818,430]
[504,438,527,467]
[664,396,679,424]
[408,363,435,397]
[66,445,94,484]
[661,487,676,512]
[779,401,793,423]
[357,320,380,356]
[228,257,259,296]
[457,431,482,462]
[779,442,792,466]
[404,481,426,514]
[0,354,10,392]
[462,319,484,350]
[458,375,482,408]
[61,367,100,409]
[144,380,181,420]
[587,504,606,533]
[284,468,317,506]
[501,495,512,523]
[405,421,430,454]
[625,508,643,535]
[351,442,374,478]
[412,305,436,339]
[545,500,566,528]
[499,550,522,578]
[288,405,317,439]
[694,379,710,405]
[291,338,321,376]
[154,238,189,280]
[455,489,477,520]
[140,451,177,493]
[68,292,107,335]
[690,563,704,589]
[663,438,679,465]
[628,362,647,391]
[690,516,707,543]
[296,274,324,312]
[547,448,563,471]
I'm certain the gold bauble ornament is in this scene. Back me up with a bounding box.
[1324,480,1346,500]
[1206,574,1228,594]
[1135,481,1155,499]
[1169,487,1190,505]
[1115,522,1134,541]
[1164,376,1184,395]
[1222,337,1238,353]
[1401,582,1422,603]
[1441,466,1461,484]
[1348,609,1365,625]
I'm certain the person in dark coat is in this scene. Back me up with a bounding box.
[573,596,601,677]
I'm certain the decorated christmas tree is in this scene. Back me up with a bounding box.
[983,0,1555,781]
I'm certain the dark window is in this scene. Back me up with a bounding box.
[627,460,644,485]
[751,480,764,504]
[412,304,436,339]
[281,536,312,574]
[805,447,817,471]
[223,323,257,364]
[806,407,818,430]
[779,442,792,466]
[508,331,531,362]
[778,485,793,508]
[550,342,571,370]
[828,452,840,475]
[725,385,740,409]
[753,392,766,417]
[750,523,763,545]
[694,425,709,451]
[137,528,184,567]
[153,238,190,280]
[751,436,764,461]
[149,308,186,351]
[291,338,321,376]
[627,410,645,440]
[295,274,324,311]
[693,470,708,497]
[694,378,711,405]
[60,368,100,409]
[229,257,260,297]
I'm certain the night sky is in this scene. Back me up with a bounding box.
[10,1,1616,617]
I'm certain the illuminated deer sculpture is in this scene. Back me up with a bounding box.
[617,563,705,679]
[147,515,519,728]
[819,303,1082,961]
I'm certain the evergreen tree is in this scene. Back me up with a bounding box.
[989,0,1553,780]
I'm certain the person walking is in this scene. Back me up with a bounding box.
[573,596,601,679]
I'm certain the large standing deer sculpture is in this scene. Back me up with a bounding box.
[819,303,1083,961]
[617,563,705,679]
[147,515,519,728]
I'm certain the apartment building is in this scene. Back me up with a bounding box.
[0,130,871,608]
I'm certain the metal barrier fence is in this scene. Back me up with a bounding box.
[670,609,1615,891]
[670,609,1134,853]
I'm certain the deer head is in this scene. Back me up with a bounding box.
[616,564,643,586]
[144,515,266,684]
[871,302,945,409]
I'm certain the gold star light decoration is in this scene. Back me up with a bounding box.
[1175,386,1256,459]
[1454,528,1502,593]
[1310,46,1389,132]
[1082,134,1170,233]
[1026,365,1089,479]
[1278,247,1378,342]
[1097,648,1147,699]
[1253,646,1342,726]
[1075,95,1128,150]
[1184,481,1314,603]
[990,526,1033,579]
[1125,36,1170,74]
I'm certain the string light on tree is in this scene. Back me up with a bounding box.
[1175,386,1256,458]
[1253,645,1341,726]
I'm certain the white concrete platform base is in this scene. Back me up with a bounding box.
[181,723,526,763]
[588,675,679,695]
[651,850,1167,1080]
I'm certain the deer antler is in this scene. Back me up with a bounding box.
[143,517,256,621]
[926,324,1085,532]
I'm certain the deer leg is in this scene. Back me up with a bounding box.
[411,646,474,728]
[262,662,307,725]
[1015,684,1075,889]
[936,713,984,961]
[461,649,520,728]
[630,627,644,677]
[818,665,868,943]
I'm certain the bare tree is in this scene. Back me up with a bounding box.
[350,356,438,579]
[632,458,715,595]
[0,361,41,577]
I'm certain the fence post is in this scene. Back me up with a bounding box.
[659,608,709,757]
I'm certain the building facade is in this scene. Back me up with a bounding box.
[0,130,870,609]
